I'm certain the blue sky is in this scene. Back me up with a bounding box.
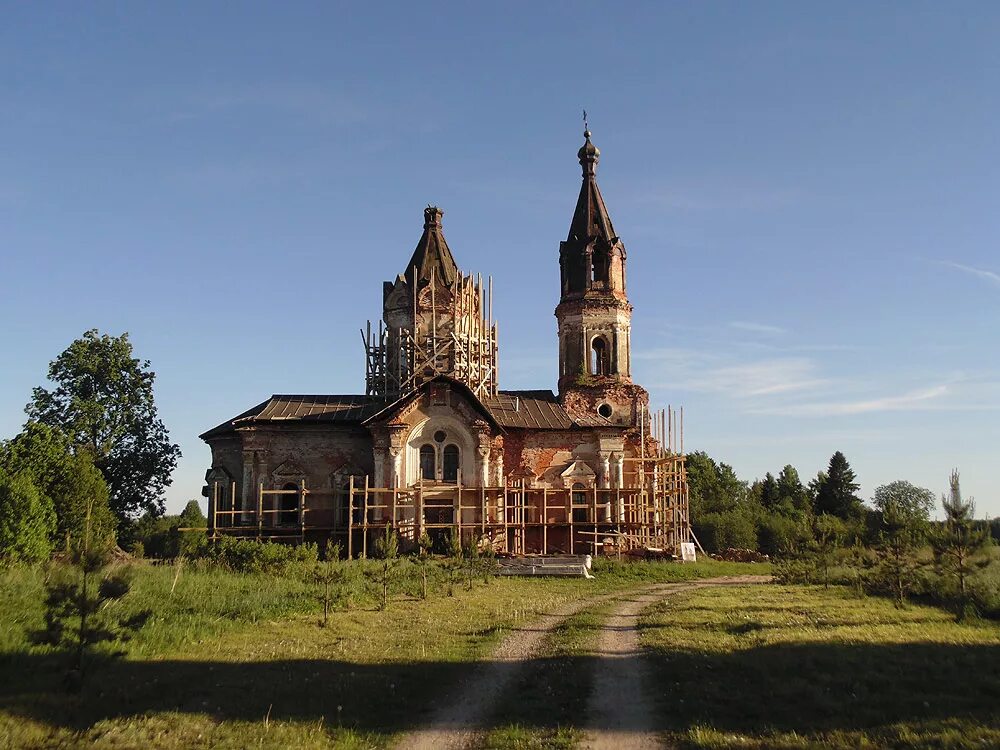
[1,3,997,517]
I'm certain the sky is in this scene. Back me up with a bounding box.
[1,2,998,518]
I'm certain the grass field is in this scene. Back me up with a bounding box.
[640,584,1000,749]
[0,557,757,749]
[2,558,997,749]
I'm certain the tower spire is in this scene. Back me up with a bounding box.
[555,126,638,417]
[402,205,459,288]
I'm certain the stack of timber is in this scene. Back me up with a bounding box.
[497,554,594,578]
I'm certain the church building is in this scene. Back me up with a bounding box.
[201,130,690,557]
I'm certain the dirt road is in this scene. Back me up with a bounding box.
[395,575,770,750]
[581,576,771,750]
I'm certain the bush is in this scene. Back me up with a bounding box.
[695,511,757,553]
[0,469,56,564]
[209,538,317,574]
[757,515,810,556]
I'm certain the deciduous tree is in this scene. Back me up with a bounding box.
[26,330,181,525]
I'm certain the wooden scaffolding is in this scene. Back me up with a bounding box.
[362,269,498,400]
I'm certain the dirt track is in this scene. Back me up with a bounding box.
[581,576,771,750]
[395,575,771,750]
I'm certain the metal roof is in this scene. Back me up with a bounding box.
[201,386,614,441]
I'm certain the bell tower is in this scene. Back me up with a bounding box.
[556,128,646,425]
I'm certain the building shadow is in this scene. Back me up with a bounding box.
[1,641,998,739]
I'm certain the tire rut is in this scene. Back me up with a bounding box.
[580,575,772,750]
[395,575,771,750]
[395,588,629,750]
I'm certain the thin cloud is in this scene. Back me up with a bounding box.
[942,261,1000,289]
[748,384,949,417]
[729,320,787,336]
[639,348,830,399]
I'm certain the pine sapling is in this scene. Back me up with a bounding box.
[446,529,463,597]
[931,470,991,615]
[34,506,149,689]
[313,543,344,627]
[417,531,433,600]
[374,524,399,610]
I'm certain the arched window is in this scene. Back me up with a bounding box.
[420,444,436,481]
[280,482,299,526]
[591,337,610,376]
[442,444,460,482]
[572,482,589,523]
[592,249,609,285]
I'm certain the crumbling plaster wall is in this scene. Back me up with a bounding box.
[218,426,373,520]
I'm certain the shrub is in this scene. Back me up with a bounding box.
[695,511,757,552]
[757,515,809,557]
[208,538,317,574]
[0,469,56,564]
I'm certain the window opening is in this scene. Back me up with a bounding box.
[280,482,299,526]
[572,482,589,523]
[442,444,460,482]
[420,444,436,481]
[591,337,609,376]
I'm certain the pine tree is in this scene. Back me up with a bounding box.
[873,492,926,606]
[815,452,863,521]
[416,531,434,600]
[931,470,990,612]
[312,543,345,627]
[776,465,811,515]
[33,507,149,689]
[373,524,399,610]
[760,472,779,511]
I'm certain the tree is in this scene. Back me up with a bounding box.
[814,452,863,521]
[179,500,206,526]
[26,330,181,525]
[870,481,933,606]
[872,481,935,525]
[872,496,925,606]
[416,530,434,600]
[930,470,991,611]
[0,469,56,564]
[372,524,400,610]
[32,523,149,689]
[776,465,811,515]
[810,514,845,588]
[759,472,779,511]
[686,451,753,516]
[445,529,463,596]
[0,422,116,546]
[312,543,345,628]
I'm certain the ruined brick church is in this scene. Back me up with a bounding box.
[201,130,690,557]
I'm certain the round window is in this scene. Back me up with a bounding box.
[433,430,447,443]
[597,403,613,419]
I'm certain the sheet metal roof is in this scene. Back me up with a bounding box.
[201,386,614,441]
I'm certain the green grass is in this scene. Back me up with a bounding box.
[0,557,761,749]
[639,584,1000,749]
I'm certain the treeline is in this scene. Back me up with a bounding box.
[690,449,997,552]
[690,450,997,617]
